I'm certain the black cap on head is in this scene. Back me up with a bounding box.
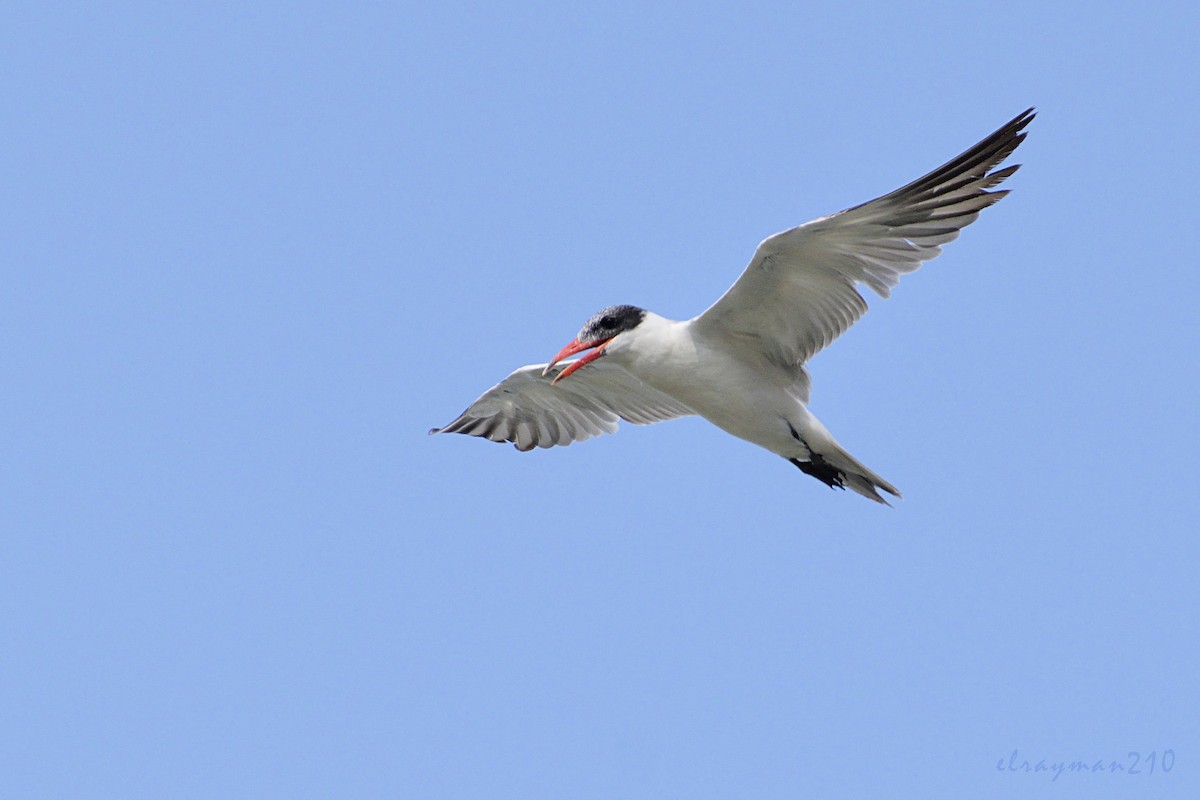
[578,304,646,342]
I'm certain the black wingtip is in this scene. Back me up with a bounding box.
[428,427,441,435]
[1010,108,1037,136]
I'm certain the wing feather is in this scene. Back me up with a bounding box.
[431,361,694,450]
[695,108,1034,367]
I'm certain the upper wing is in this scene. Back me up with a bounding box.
[694,108,1034,367]
[430,361,694,451]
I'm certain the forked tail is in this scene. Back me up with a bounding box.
[785,419,901,505]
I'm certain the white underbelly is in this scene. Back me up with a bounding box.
[629,349,803,455]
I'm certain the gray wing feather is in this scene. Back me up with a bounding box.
[430,361,693,451]
[695,108,1033,368]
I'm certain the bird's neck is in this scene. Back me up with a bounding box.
[608,313,697,376]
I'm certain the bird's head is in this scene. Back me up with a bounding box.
[543,304,647,384]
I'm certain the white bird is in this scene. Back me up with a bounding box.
[431,109,1034,503]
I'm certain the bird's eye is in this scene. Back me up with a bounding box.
[600,316,616,328]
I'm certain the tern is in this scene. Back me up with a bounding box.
[431,109,1034,503]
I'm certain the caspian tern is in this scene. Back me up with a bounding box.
[431,109,1034,503]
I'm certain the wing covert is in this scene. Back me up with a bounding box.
[695,108,1034,367]
[430,361,694,451]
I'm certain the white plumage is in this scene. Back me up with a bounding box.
[432,109,1034,503]
[433,361,693,451]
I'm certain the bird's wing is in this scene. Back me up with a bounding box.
[694,108,1033,368]
[430,361,694,451]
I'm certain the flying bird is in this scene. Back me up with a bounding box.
[431,109,1034,503]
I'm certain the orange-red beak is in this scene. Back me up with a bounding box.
[543,337,613,384]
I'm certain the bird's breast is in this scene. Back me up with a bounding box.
[619,327,799,448]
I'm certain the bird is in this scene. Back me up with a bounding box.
[431,109,1034,503]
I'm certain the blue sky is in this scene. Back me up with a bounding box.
[3,2,1197,798]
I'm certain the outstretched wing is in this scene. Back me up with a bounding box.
[694,108,1034,367]
[430,361,694,451]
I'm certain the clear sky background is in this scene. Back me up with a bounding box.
[3,2,1197,798]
